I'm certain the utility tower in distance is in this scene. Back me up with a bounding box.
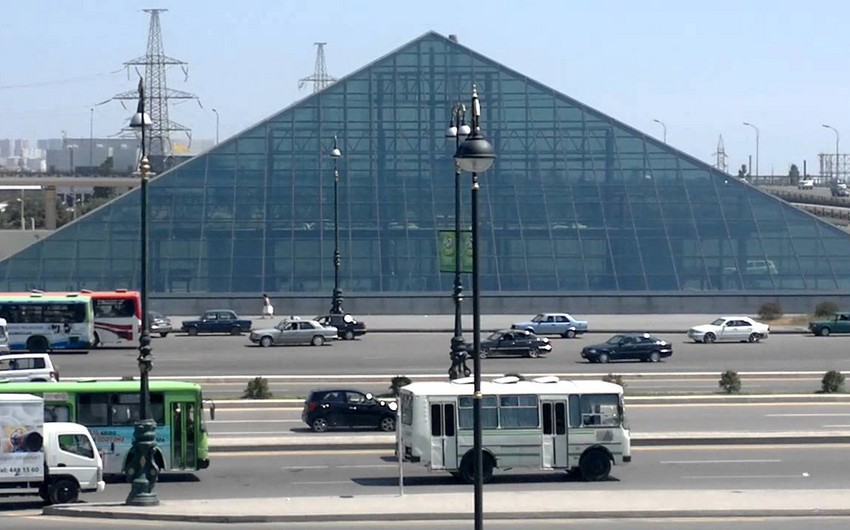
[299,42,337,93]
[712,134,729,173]
[112,8,198,165]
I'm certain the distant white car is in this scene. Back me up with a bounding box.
[797,178,814,190]
[687,316,770,343]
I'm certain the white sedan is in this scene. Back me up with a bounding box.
[687,316,770,343]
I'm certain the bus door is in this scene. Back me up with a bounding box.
[429,401,457,470]
[170,402,197,469]
[541,400,568,469]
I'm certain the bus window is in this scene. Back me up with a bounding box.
[78,393,110,425]
[45,404,71,422]
[499,395,539,428]
[580,394,620,427]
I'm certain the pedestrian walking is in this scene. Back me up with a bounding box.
[261,294,274,319]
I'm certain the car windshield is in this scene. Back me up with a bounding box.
[605,335,625,345]
[531,314,545,323]
[486,331,505,341]
[711,318,726,326]
[275,322,289,330]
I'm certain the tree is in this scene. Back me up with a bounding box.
[788,164,800,185]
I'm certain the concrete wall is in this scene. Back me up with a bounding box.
[0,229,53,260]
[149,292,850,317]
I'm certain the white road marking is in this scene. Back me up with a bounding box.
[682,474,810,479]
[662,459,781,464]
[766,413,850,417]
[338,464,397,469]
[211,419,300,423]
[290,480,353,485]
[823,424,850,428]
[281,465,328,470]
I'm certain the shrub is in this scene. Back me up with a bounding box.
[718,370,741,394]
[814,301,840,318]
[602,374,625,388]
[389,375,412,397]
[821,371,845,393]
[758,301,783,321]
[242,376,273,399]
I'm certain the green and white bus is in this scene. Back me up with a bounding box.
[0,380,213,476]
[0,292,94,352]
[399,376,630,483]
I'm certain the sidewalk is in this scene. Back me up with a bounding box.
[45,489,850,523]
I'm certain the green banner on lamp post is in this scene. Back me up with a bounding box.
[439,230,472,273]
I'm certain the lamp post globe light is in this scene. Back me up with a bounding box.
[453,85,495,530]
[329,135,344,314]
[125,76,162,507]
[446,104,471,380]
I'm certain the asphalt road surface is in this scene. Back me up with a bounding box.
[209,401,850,440]
[52,332,850,384]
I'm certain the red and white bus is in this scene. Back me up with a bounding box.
[81,290,141,347]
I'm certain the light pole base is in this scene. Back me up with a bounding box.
[124,418,162,506]
[448,336,470,380]
[330,288,345,315]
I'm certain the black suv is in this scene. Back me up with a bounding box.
[302,389,397,432]
[314,314,367,340]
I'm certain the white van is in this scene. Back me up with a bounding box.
[0,353,59,382]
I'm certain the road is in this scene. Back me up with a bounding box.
[208,401,850,442]
[49,333,850,397]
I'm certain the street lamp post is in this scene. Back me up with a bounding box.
[446,104,471,380]
[17,192,24,231]
[126,76,161,507]
[823,124,841,182]
[652,118,667,143]
[454,85,495,530]
[89,107,94,167]
[743,122,759,178]
[329,136,344,314]
[212,108,220,144]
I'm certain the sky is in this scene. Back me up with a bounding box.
[0,0,847,176]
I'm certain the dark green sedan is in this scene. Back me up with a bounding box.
[581,333,672,363]
[809,312,850,336]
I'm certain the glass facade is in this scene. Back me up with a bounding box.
[3,31,850,295]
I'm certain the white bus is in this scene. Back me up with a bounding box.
[399,376,630,483]
[0,293,94,352]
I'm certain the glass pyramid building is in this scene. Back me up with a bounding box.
[3,31,850,299]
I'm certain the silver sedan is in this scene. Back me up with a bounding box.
[249,319,338,347]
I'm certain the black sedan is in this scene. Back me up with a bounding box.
[314,314,367,340]
[480,329,552,358]
[581,332,672,363]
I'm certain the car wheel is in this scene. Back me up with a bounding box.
[649,351,661,363]
[311,335,325,347]
[159,332,168,338]
[579,449,612,482]
[479,349,488,359]
[528,348,540,358]
[379,416,396,432]
[311,417,329,433]
[748,333,760,343]
[703,332,716,344]
[563,329,577,339]
[820,327,831,337]
[342,330,355,341]
[259,336,273,347]
[47,477,80,505]
[230,326,242,336]
[597,353,610,364]
[187,327,199,336]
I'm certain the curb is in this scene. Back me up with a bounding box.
[42,505,850,523]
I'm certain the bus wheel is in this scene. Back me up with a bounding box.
[460,451,495,484]
[26,336,49,353]
[579,449,611,482]
[47,477,80,505]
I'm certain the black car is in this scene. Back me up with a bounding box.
[480,329,552,358]
[314,314,367,340]
[302,389,397,432]
[581,332,672,363]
